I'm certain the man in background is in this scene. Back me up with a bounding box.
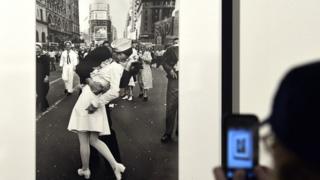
[48,49,56,71]
[161,37,179,143]
[36,43,50,112]
[59,41,78,95]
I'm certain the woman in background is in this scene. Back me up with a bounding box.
[138,45,153,101]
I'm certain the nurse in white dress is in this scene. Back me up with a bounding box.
[138,46,153,101]
[60,41,78,94]
[67,39,133,180]
[122,47,139,101]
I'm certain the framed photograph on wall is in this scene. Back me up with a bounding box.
[36,0,179,179]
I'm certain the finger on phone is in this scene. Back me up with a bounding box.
[233,170,245,180]
[213,167,226,180]
[254,166,273,180]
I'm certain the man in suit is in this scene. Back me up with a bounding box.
[36,43,50,112]
[161,38,179,143]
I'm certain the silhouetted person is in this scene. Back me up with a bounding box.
[214,61,320,180]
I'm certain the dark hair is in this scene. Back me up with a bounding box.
[36,44,42,49]
[121,48,133,57]
[274,141,320,180]
[76,46,112,84]
[102,40,110,45]
[278,159,320,180]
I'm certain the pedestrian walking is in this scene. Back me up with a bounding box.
[78,46,86,62]
[60,41,78,95]
[55,49,61,63]
[36,43,50,112]
[137,45,153,101]
[161,38,179,143]
[48,49,56,71]
[122,44,139,101]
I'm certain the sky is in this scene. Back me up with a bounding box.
[79,0,131,38]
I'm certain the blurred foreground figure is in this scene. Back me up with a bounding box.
[214,61,320,180]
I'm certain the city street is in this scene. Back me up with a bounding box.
[36,67,178,180]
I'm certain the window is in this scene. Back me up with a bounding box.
[65,22,68,31]
[42,32,46,43]
[36,31,39,42]
[47,15,52,24]
[36,8,39,19]
[40,9,43,21]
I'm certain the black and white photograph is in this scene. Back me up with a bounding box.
[36,0,179,179]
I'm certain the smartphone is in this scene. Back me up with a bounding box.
[222,114,259,180]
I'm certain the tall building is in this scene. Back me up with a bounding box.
[124,11,134,39]
[135,0,176,43]
[89,0,112,42]
[66,0,80,41]
[111,25,118,41]
[154,10,179,45]
[45,0,80,47]
[36,0,48,44]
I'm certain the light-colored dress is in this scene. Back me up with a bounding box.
[138,51,153,89]
[68,61,123,136]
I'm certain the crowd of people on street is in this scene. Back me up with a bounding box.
[36,37,179,179]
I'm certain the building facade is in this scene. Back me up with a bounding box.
[154,10,179,45]
[124,0,140,40]
[135,0,176,43]
[37,0,80,47]
[111,25,118,41]
[36,0,48,44]
[89,0,112,42]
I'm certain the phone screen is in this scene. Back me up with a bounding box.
[227,128,253,168]
[226,128,255,179]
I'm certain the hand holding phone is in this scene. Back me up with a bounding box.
[213,166,273,180]
[222,114,259,180]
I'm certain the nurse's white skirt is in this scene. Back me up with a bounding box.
[68,85,110,136]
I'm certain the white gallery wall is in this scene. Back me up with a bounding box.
[0,0,222,180]
[180,0,221,179]
[240,0,320,165]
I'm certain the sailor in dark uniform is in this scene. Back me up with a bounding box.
[75,39,142,176]
[36,43,50,112]
[161,38,179,143]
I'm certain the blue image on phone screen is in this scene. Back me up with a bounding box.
[227,128,253,169]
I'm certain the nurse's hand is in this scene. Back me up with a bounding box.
[86,104,98,114]
[44,75,49,83]
[169,70,177,79]
[87,78,103,95]
[100,82,110,94]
